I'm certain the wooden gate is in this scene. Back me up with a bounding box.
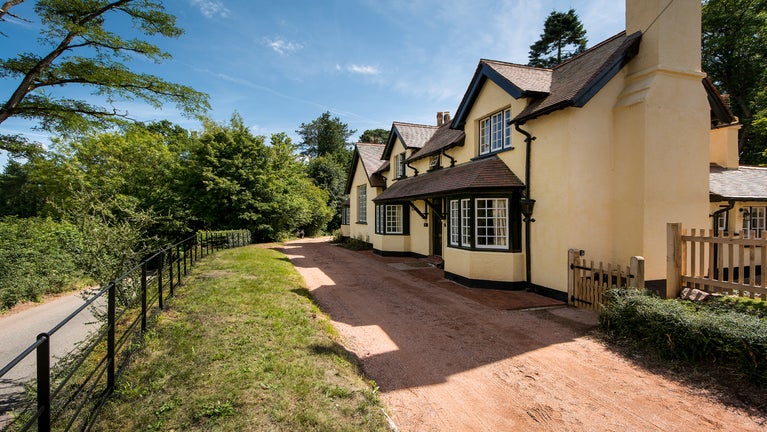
[567,249,645,312]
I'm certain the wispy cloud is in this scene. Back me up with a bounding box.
[263,37,303,55]
[347,64,381,75]
[191,0,230,19]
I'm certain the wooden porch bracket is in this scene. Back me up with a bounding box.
[409,202,428,220]
[425,199,444,219]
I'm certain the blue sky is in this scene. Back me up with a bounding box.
[0,0,625,165]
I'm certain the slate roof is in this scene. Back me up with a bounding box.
[345,143,387,193]
[513,31,642,123]
[408,122,465,162]
[452,31,642,128]
[382,122,439,160]
[374,156,524,202]
[710,165,767,201]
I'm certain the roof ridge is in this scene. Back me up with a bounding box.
[393,121,439,129]
[356,142,385,147]
[554,30,628,69]
[480,58,551,72]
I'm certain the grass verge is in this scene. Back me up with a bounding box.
[92,245,391,431]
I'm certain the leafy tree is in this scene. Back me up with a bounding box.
[0,0,209,155]
[0,159,44,217]
[702,0,767,165]
[359,128,389,144]
[528,9,588,68]
[296,111,356,158]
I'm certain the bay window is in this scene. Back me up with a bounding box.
[447,195,521,252]
[375,203,409,235]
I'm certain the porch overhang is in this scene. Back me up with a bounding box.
[373,155,525,203]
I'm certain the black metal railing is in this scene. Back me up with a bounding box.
[0,230,251,432]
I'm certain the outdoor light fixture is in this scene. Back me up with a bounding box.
[520,196,536,222]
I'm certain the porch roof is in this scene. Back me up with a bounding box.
[710,165,767,201]
[373,156,524,202]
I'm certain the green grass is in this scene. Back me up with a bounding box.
[92,245,391,431]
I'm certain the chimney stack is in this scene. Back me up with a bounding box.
[437,111,444,126]
[443,111,451,124]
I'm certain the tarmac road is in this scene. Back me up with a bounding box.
[0,291,100,424]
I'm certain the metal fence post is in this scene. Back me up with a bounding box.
[36,333,51,432]
[183,242,188,276]
[141,262,147,333]
[107,282,116,392]
[176,245,182,287]
[158,254,164,310]
[168,249,174,297]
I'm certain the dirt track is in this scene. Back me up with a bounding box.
[279,238,766,432]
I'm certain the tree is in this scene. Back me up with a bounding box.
[0,0,209,155]
[296,111,356,158]
[528,9,588,68]
[359,128,389,144]
[702,0,767,165]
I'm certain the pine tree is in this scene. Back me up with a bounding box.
[528,9,588,68]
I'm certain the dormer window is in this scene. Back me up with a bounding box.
[396,152,406,178]
[479,108,512,155]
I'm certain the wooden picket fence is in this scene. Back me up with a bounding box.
[667,223,767,300]
[567,249,645,312]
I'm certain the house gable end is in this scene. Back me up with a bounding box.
[453,62,531,129]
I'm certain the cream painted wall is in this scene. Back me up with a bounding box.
[408,200,431,256]
[348,158,378,243]
[444,247,524,282]
[710,125,740,169]
[340,224,350,237]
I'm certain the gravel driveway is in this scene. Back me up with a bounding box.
[279,238,766,432]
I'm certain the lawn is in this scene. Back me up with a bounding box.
[92,244,391,431]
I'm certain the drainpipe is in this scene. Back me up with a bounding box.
[514,122,536,289]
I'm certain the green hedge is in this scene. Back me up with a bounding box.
[600,289,767,386]
[0,217,85,309]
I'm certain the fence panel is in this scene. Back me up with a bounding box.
[568,250,645,312]
[668,223,767,301]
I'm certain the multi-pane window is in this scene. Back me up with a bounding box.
[449,200,460,245]
[745,206,766,237]
[375,204,408,235]
[475,198,508,249]
[461,198,471,247]
[357,185,367,223]
[396,152,406,178]
[341,207,350,225]
[714,211,727,234]
[479,108,512,155]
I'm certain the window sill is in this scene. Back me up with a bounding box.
[472,146,514,160]
[356,222,367,225]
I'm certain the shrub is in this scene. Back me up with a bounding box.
[0,217,85,309]
[600,289,767,386]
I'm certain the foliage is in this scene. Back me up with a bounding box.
[0,159,44,217]
[359,128,389,144]
[183,114,332,241]
[528,9,588,68]
[296,111,355,158]
[600,289,767,386]
[0,216,84,309]
[702,0,767,165]
[307,154,349,231]
[93,246,390,431]
[0,0,209,154]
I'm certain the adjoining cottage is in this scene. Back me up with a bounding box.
[343,0,742,300]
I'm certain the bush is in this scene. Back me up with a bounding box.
[0,217,85,309]
[600,289,767,386]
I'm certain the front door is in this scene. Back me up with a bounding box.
[430,198,443,256]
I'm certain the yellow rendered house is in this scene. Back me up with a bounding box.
[342,0,739,300]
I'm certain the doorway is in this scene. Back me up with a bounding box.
[430,198,443,256]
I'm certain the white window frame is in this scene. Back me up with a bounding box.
[746,206,766,237]
[714,211,727,234]
[474,198,508,249]
[357,185,367,223]
[396,152,406,178]
[449,200,460,246]
[479,108,512,156]
[386,205,403,234]
[461,198,472,247]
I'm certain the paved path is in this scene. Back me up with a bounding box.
[280,238,766,432]
[0,292,99,424]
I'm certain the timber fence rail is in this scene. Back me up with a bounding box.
[567,249,645,312]
[667,222,767,300]
[0,230,251,432]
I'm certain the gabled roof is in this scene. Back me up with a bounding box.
[344,143,387,194]
[703,77,738,128]
[452,31,642,128]
[382,122,439,160]
[710,165,767,201]
[373,156,524,202]
[407,122,465,162]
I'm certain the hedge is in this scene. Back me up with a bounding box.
[600,289,767,386]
